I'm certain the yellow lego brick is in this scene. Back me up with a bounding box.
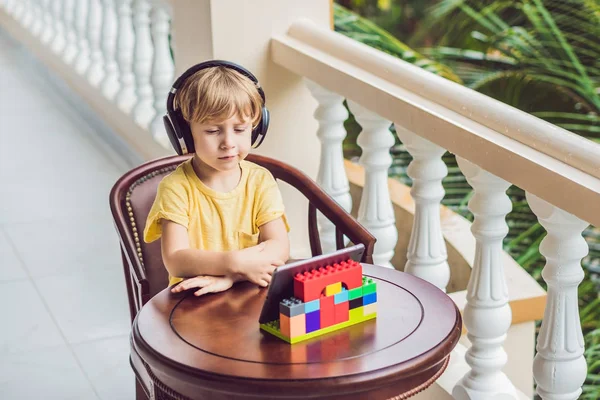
[349,307,363,322]
[325,282,342,296]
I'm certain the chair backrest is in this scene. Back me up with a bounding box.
[110,153,375,324]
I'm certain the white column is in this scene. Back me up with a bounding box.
[100,0,119,99]
[39,0,54,44]
[131,0,156,128]
[61,0,78,64]
[305,80,352,253]
[348,101,397,268]
[30,0,44,37]
[86,0,104,86]
[50,0,66,54]
[115,0,137,113]
[3,0,16,15]
[10,0,23,19]
[149,0,174,146]
[453,158,517,400]
[526,193,588,400]
[395,126,450,290]
[73,0,90,75]
[21,0,35,29]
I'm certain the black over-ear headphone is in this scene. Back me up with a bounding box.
[163,60,270,155]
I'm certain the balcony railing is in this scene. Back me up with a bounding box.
[2,1,598,400]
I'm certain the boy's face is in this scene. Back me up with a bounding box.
[189,115,253,175]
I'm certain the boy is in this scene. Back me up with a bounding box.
[144,61,290,297]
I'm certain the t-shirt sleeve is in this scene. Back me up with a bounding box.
[255,173,290,232]
[143,179,189,243]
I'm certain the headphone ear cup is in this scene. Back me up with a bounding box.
[251,107,270,148]
[172,110,195,154]
[164,114,184,156]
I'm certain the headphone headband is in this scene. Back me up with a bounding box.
[166,60,265,114]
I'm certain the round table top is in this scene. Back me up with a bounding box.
[132,264,461,400]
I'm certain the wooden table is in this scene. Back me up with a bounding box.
[131,264,462,400]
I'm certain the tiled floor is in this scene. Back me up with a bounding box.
[1,30,134,399]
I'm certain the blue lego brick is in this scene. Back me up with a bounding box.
[280,296,305,317]
[334,289,349,304]
[363,292,377,306]
[305,299,320,313]
[305,310,320,333]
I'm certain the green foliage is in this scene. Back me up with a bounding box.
[334,2,600,397]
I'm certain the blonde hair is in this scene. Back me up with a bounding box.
[173,66,263,128]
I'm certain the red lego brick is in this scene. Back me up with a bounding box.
[319,294,335,329]
[334,300,349,324]
[293,259,363,302]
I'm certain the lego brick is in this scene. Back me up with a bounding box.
[334,289,349,304]
[294,260,363,302]
[362,277,377,295]
[363,302,377,316]
[279,297,305,317]
[325,282,342,296]
[348,287,362,300]
[260,310,376,344]
[363,292,377,306]
[349,307,363,321]
[289,314,306,338]
[279,313,291,337]
[349,297,362,310]
[305,299,320,313]
[319,294,335,329]
[334,300,349,324]
[305,310,320,333]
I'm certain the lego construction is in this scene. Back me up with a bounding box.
[260,259,377,344]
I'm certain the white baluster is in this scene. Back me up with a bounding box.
[348,101,397,268]
[3,0,16,14]
[11,0,23,19]
[61,0,78,64]
[73,0,90,75]
[115,0,137,113]
[31,0,44,37]
[526,193,588,400]
[149,0,174,145]
[86,0,104,86]
[305,80,352,253]
[453,158,517,400]
[21,0,35,29]
[99,0,119,99]
[50,0,66,54]
[394,126,450,290]
[40,0,54,44]
[131,0,155,127]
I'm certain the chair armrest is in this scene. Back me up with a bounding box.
[245,154,376,263]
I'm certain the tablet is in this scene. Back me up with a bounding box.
[258,243,365,324]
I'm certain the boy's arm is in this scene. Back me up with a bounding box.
[161,220,236,278]
[258,217,290,262]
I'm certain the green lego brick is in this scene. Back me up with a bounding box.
[348,287,362,300]
[362,276,377,295]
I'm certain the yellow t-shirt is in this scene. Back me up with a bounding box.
[143,159,290,286]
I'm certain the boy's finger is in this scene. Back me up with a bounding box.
[194,286,213,296]
[258,279,268,287]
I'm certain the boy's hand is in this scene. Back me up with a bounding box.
[171,275,234,297]
[233,242,284,287]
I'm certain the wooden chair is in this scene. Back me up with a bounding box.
[109,153,376,326]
